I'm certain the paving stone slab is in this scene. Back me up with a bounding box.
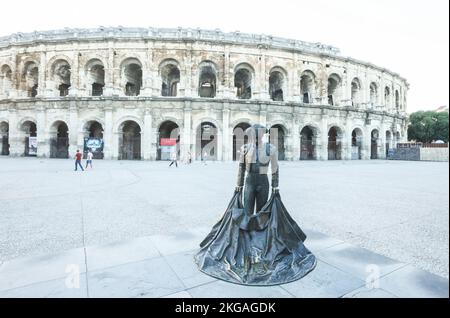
[161,291,193,298]
[148,227,210,256]
[0,275,88,298]
[164,250,217,289]
[85,236,160,271]
[280,260,365,298]
[303,229,344,253]
[87,256,185,298]
[187,280,293,298]
[342,287,398,298]
[378,264,449,298]
[0,248,86,292]
[316,243,407,281]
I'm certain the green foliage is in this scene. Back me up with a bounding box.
[407,111,449,143]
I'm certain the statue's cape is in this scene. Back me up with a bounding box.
[195,190,316,286]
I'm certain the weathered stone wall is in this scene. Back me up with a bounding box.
[0,28,409,161]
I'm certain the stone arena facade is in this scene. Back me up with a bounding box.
[0,27,408,161]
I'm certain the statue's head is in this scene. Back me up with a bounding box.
[245,124,268,146]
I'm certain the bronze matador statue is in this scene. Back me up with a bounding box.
[195,124,316,285]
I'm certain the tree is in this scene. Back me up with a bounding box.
[407,111,449,143]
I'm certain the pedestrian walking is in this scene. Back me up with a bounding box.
[169,151,178,167]
[74,149,84,171]
[85,149,94,169]
[187,151,192,164]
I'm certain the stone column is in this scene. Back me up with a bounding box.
[103,106,113,160]
[319,118,328,160]
[37,50,47,97]
[104,45,115,96]
[7,107,20,156]
[36,106,48,158]
[343,120,353,160]
[68,101,79,158]
[181,102,192,162]
[364,125,372,160]
[291,119,300,161]
[143,109,153,160]
[222,106,231,161]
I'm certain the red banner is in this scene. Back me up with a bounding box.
[160,138,177,146]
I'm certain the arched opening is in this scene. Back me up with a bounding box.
[122,59,142,96]
[0,122,9,155]
[351,78,361,106]
[234,67,252,99]
[22,61,39,97]
[351,128,363,160]
[198,62,217,98]
[328,74,341,106]
[269,70,284,101]
[371,129,379,159]
[385,131,392,158]
[83,121,104,159]
[300,126,317,160]
[161,63,180,97]
[269,124,286,160]
[300,71,315,104]
[233,122,251,161]
[196,122,218,161]
[51,60,71,96]
[50,121,69,158]
[1,65,13,96]
[21,121,37,156]
[384,86,391,107]
[395,90,400,110]
[328,126,342,160]
[119,121,141,160]
[157,121,180,161]
[370,82,378,106]
[86,59,105,96]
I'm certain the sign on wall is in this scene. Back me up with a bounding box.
[84,138,104,158]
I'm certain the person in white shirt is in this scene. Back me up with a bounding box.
[85,150,94,169]
[169,150,178,167]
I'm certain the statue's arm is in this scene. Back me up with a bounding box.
[271,146,279,188]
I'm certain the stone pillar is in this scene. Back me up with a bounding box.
[103,107,113,160]
[37,50,47,97]
[68,102,79,158]
[291,119,300,161]
[70,49,79,96]
[364,125,372,160]
[36,106,48,158]
[143,109,153,160]
[103,45,115,96]
[222,106,231,161]
[181,102,192,162]
[319,118,328,160]
[342,121,352,160]
[7,108,20,156]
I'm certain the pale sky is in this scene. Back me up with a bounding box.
[1,0,448,113]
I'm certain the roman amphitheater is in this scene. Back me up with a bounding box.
[0,27,408,161]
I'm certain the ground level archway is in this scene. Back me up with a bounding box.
[300,126,317,160]
[119,120,141,160]
[0,121,9,155]
[50,121,69,158]
[328,126,343,160]
[84,121,104,159]
[21,121,37,156]
[158,120,180,161]
[351,128,363,160]
[270,124,286,160]
[371,129,379,159]
[196,122,218,161]
[233,122,251,161]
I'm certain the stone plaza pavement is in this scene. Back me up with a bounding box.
[0,157,448,298]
